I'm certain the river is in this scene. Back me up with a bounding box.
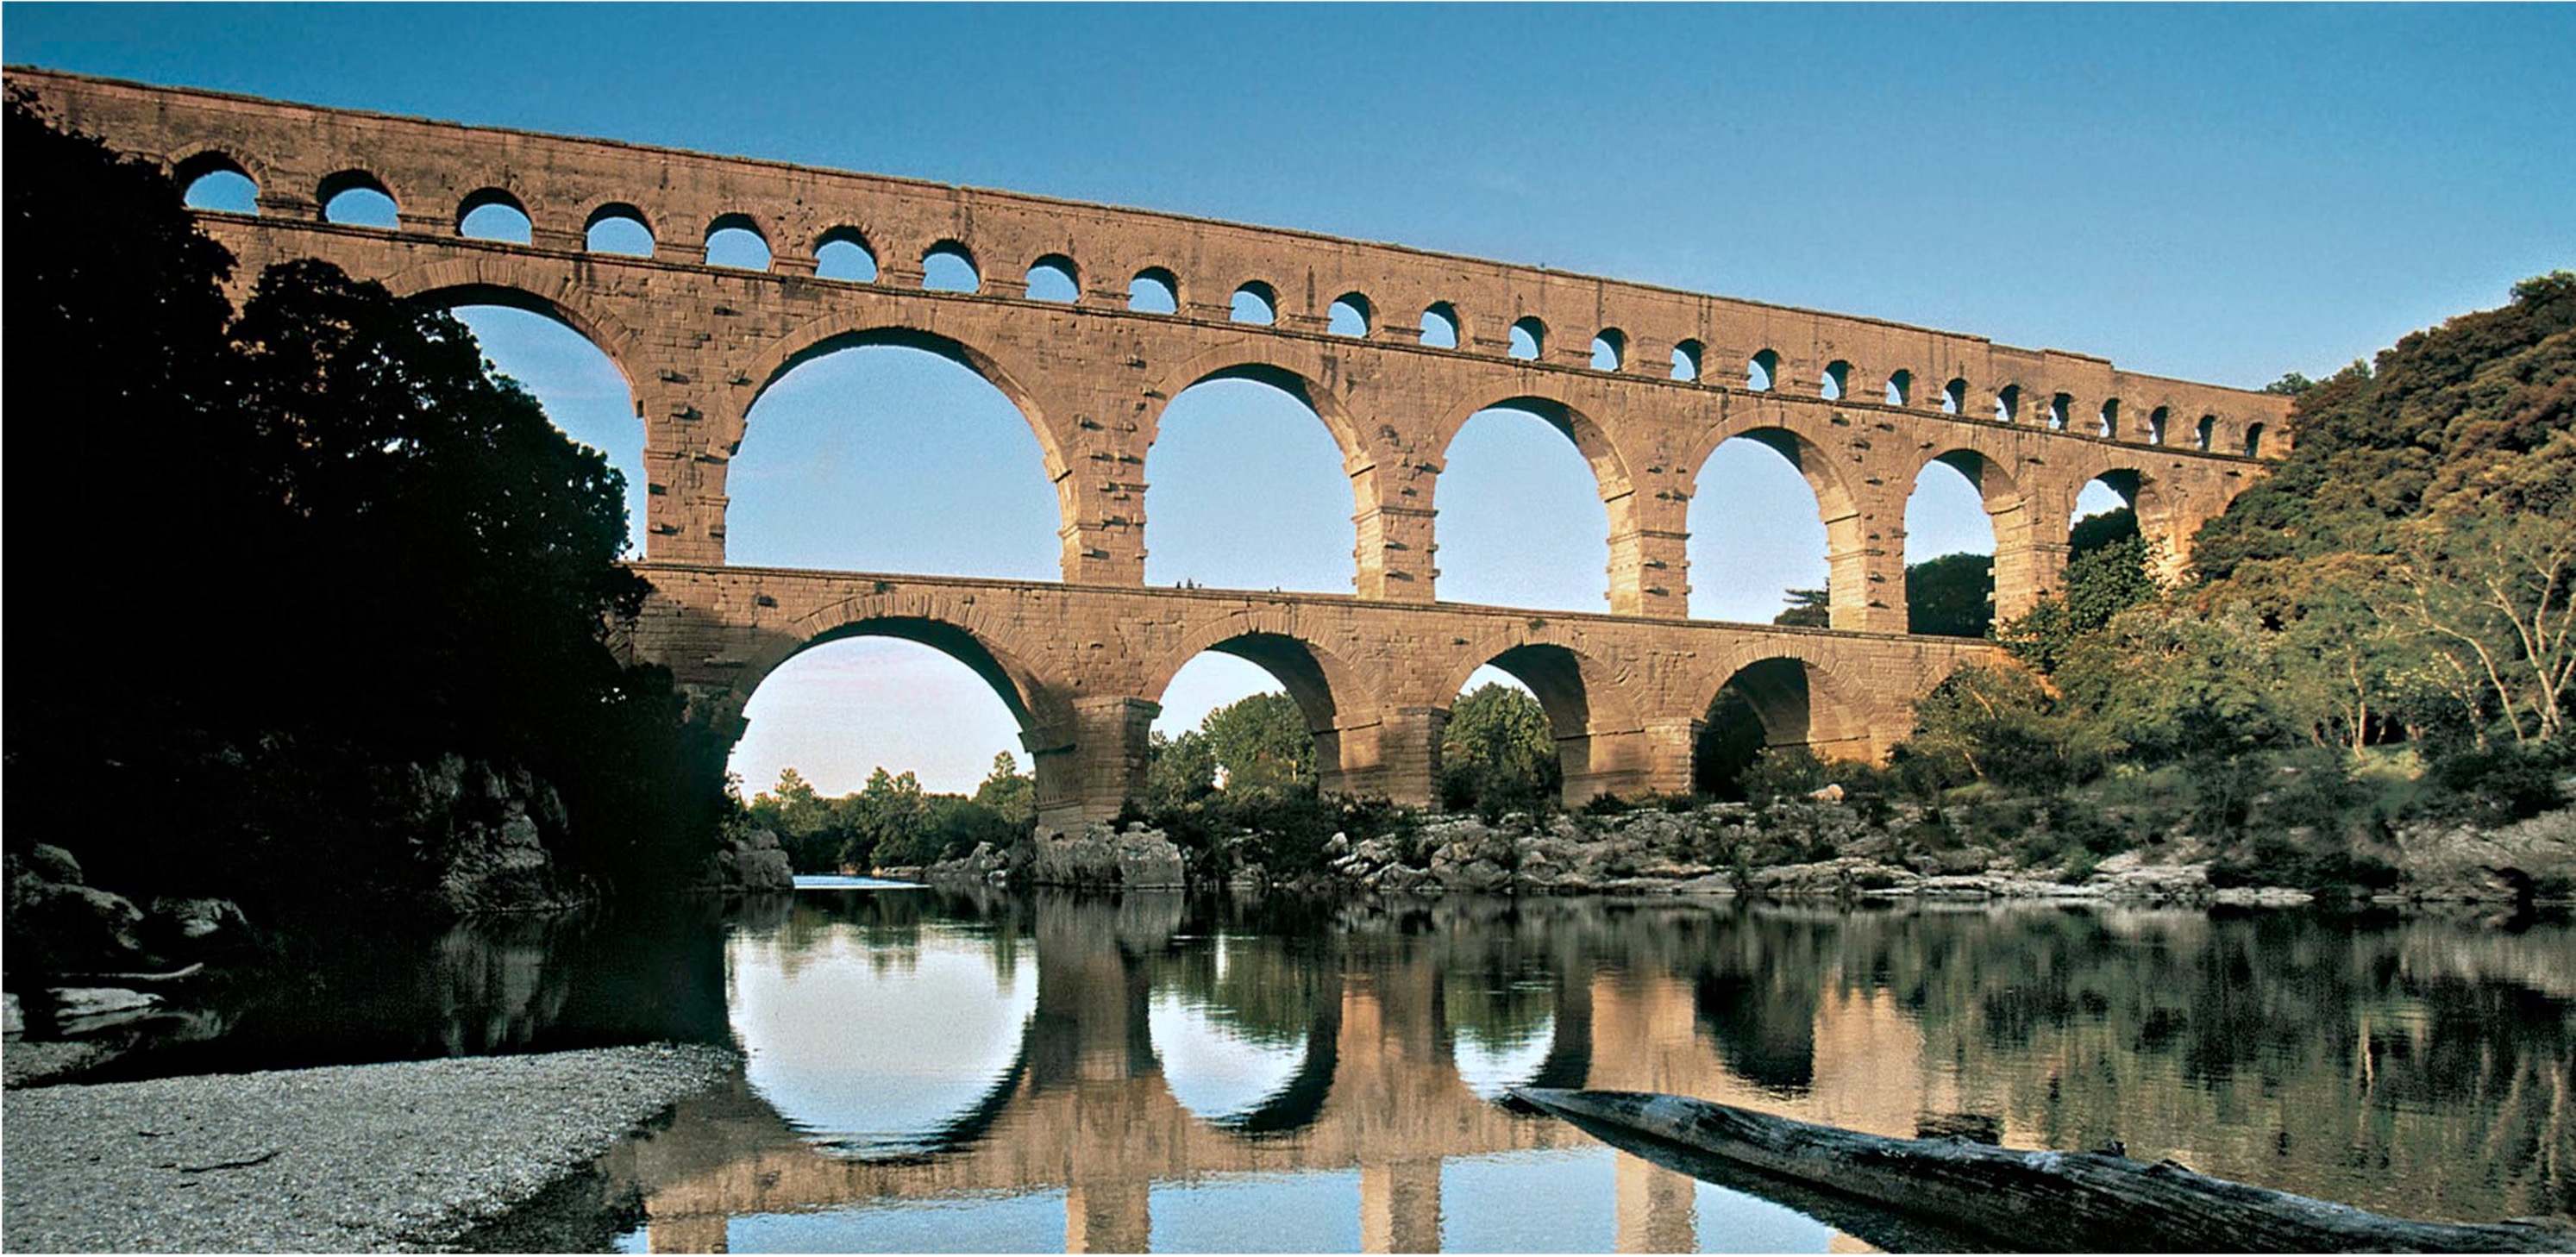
[74,885,2576,1252]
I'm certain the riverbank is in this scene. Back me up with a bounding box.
[1,1042,735,1253]
[924,797,2576,906]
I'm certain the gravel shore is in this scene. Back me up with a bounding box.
[3,1042,736,1253]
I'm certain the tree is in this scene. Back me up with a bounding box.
[1200,692,1316,794]
[1144,730,1219,810]
[1442,683,1560,810]
[972,751,1037,828]
[1773,588,1832,628]
[2388,503,2576,745]
[1902,662,2110,791]
[1906,553,1995,638]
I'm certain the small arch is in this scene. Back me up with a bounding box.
[1748,349,1780,391]
[2243,423,2266,458]
[1509,316,1546,361]
[1821,360,1851,401]
[1231,281,1278,326]
[1884,369,1912,407]
[813,227,879,282]
[2147,406,2171,446]
[703,213,772,271]
[922,241,981,293]
[318,170,398,228]
[176,152,259,215]
[2049,392,2073,432]
[1328,292,1372,337]
[2098,397,2122,439]
[1420,302,1463,349]
[1671,340,1703,382]
[1024,254,1080,303]
[1590,328,1626,372]
[1942,377,1967,416]
[1994,384,2021,423]
[2195,414,2217,451]
[455,189,531,243]
[1129,267,1181,314]
[584,203,655,257]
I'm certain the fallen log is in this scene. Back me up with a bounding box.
[1508,1087,2575,1254]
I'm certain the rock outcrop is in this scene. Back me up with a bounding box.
[696,829,796,895]
[1027,823,1187,890]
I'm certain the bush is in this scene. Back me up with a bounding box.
[2429,742,2572,822]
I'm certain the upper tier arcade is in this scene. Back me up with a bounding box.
[12,67,2291,630]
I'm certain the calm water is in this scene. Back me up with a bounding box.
[78,886,2576,1252]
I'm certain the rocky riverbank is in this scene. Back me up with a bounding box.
[1,1042,736,1253]
[922,797,2576,906]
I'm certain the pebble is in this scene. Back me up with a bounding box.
[3,1042,736,1253]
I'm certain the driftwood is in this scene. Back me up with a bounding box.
[1509,1087,2576,1254]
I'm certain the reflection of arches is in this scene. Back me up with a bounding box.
[1207,978,1343,1137]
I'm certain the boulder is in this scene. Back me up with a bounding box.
[27,843,83,885]
[147,897,253,949]
[47,985,163,1029]
[4,992,22,1035]
[698,829,797,894]
[1030,823,1187,889]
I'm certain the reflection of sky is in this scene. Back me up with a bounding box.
[1438,1148,1840,1254]
[730,924,1036,1156]
[1450,1014,1555,1101]
[1149,989,1306,1123]
[652,1189,1069,1254]
[1150,1169,1363,1252]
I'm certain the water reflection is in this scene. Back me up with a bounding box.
[598,893,2571,1253]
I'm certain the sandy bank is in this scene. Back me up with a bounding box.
[3,1042,735,1253]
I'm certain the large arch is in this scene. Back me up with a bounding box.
[391,259,651,386]
[1684,425,1863,626]
[2057,456,2192,582]
[1146,616,1387,798]
[1436,397,1630,612]
[1904,447,2034,624]
[1433,393,1638,526]
[730,323,1068,578]
[1691,653,1872,797]
[1141,359,1360,595]
[1435,635,1649,804]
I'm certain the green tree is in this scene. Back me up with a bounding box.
[848,767,931,867]
[972,751,1037,828]
[1201,692,1317,794]
[1145,730,1219,810]
[1441,683,1562,812]
[1902,662,2111,791]
[1906,553,1996,638]
[1773,588,1832,628]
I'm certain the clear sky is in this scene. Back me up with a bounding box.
[14,3,2570,794]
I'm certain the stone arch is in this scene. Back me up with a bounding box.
[171,147,271,202]
[317,167,403,226]
[1435,629,1650,804]
[743,317,1068,481]
[1145,611,1387,797]
[1908,443,2035,618]
[581,200,655,250]
[2057,456,2191,581]
[1693,649,1874,795]
[389,258,650,392]
[1682,421,1865,627]
[738,593,1074,764]
[454,186,532,237]
[1434,392,1639,529]
[1144,342,1369,476]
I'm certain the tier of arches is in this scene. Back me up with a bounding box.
[399,265,2197,629]
[722,602,1911,828]
[172,147,2276,461]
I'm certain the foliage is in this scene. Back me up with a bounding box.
[1144,729,1220,810]
[972,752,1037,828]
[1773,588,1831,628]
[1906,553,1995,638]
[1902,663,2113,793]
[1440,683,1561,816]
[1200,692,1317,794]
[3,101,725,904]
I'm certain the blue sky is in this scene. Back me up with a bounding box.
[15,4,2570,794]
